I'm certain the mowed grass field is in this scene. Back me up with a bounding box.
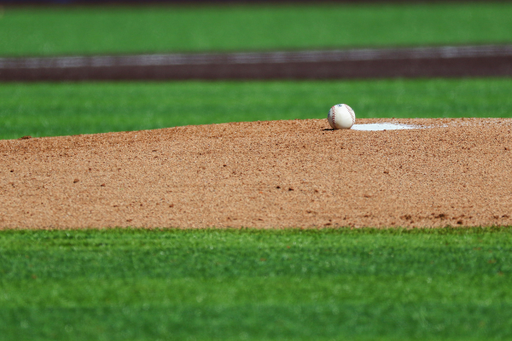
[1,3,512,56]
[2,228,512,341]
[2,2,512,340]
[2,78,512,139]
[2,2,512,140]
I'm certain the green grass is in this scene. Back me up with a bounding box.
[1,3,512,57]
[1,78,512,140]
[1,227,512,340]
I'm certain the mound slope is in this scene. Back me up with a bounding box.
[1,118,511,229]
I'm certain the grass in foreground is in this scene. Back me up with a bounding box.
[1,3,512,57]
[1,227,512,341]
[2,78,512,140]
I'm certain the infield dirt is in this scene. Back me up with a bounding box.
[1,118,511,229]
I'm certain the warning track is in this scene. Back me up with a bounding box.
[1,45,512,81]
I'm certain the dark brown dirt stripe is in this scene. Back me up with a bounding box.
[1,45,512,81]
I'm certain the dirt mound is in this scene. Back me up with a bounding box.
[1,118,511,229]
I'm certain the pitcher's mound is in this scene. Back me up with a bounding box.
[1,118,511,229]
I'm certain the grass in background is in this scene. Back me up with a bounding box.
[1,227,511,341]
[1,3,512,57]
[1,78,512,139]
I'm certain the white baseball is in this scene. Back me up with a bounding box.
[328,104,356,129]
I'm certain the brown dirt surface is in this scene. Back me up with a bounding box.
[2,45,512,81]
[1,118,512,230]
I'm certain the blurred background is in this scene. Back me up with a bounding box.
[1,0,511,139]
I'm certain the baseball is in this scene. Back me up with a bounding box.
[328,104,356,129]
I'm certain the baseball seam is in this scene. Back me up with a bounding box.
[345,105,355,125]
[331,106,336,128]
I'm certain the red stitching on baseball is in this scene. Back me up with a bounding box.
[330,106,336,128]
[345,105,355,125]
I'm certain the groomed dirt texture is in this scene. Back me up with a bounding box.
[1,118,512,229]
